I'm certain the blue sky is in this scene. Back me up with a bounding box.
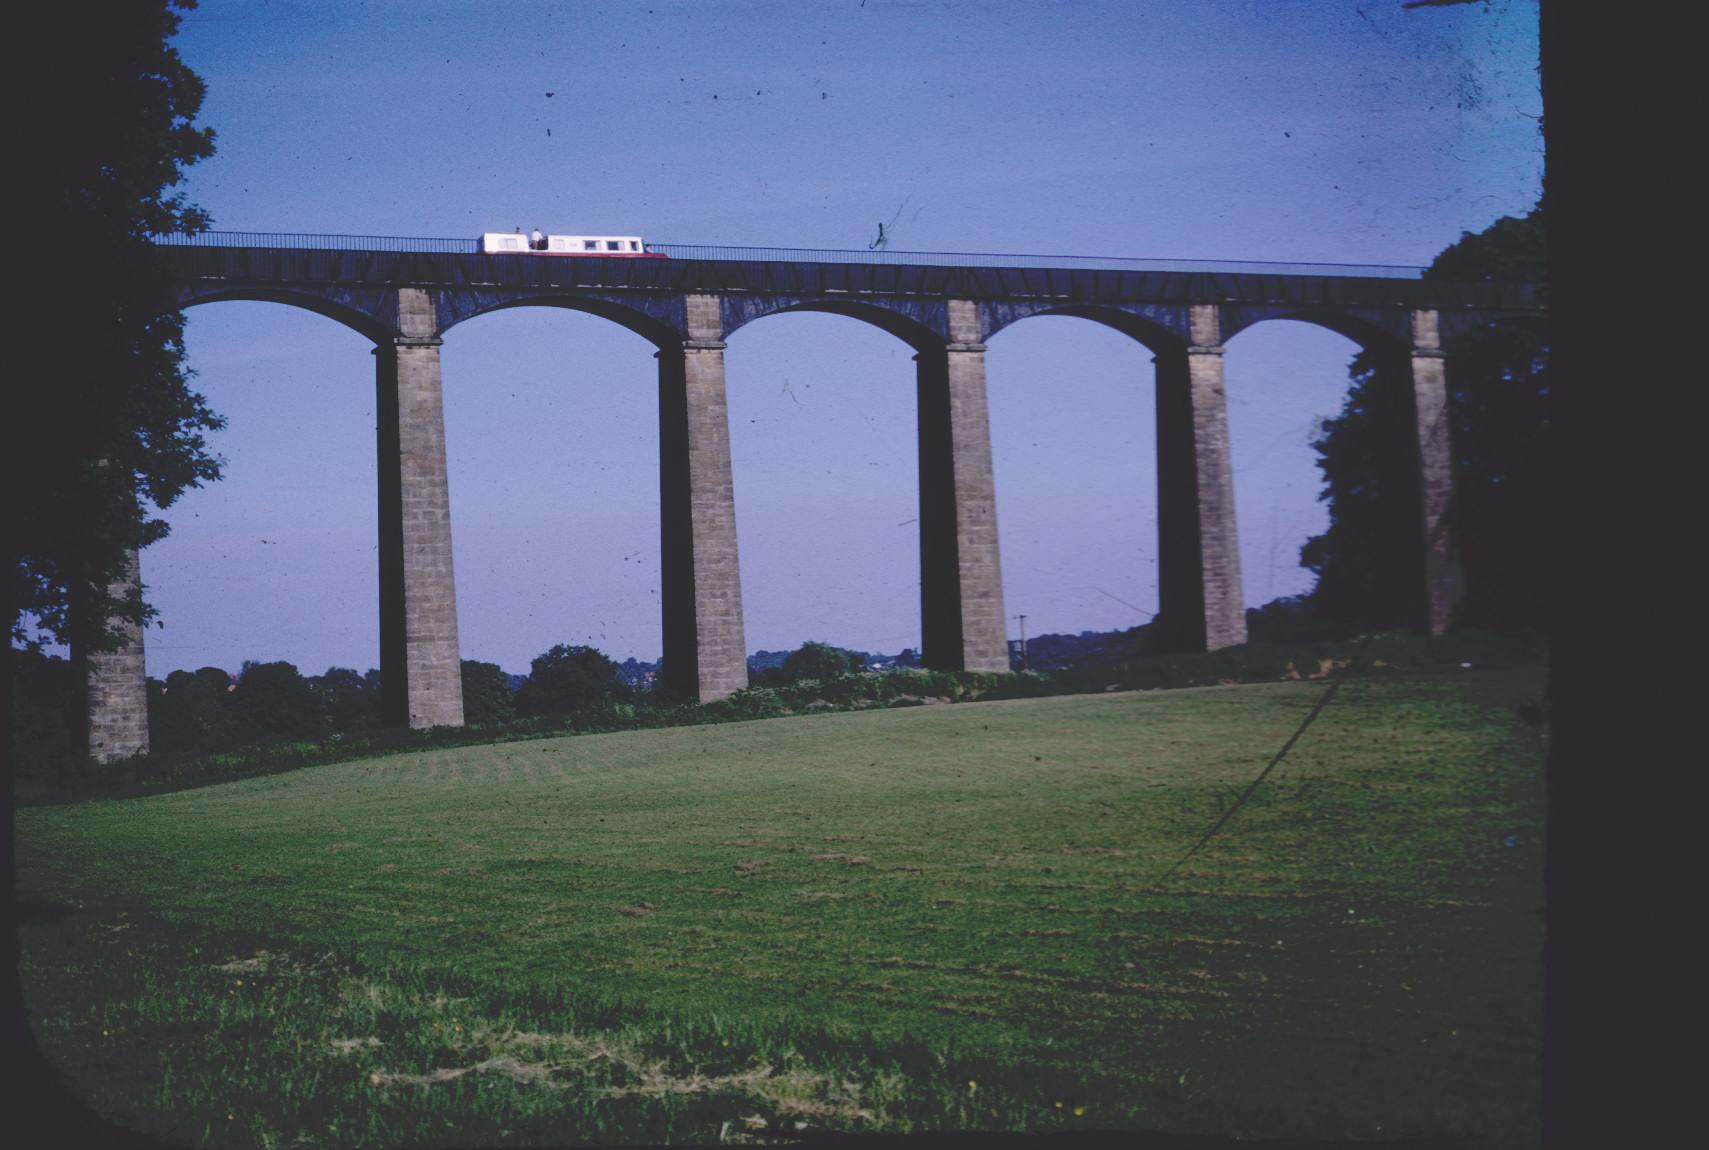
[139,0,1543,676]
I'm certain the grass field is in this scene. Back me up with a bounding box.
[16,668,1547,1147]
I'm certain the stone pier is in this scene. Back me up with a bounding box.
[656,294,750,700]
[82,548,151,762]
[1154,305,1247,651]
[1410,308,1459,635]
[374,287,465,728]
[915,300,1010,672]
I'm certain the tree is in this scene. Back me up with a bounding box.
[460,660,517,726]
[233,661,327,742]
[780,641,864,684]
[1300,346,1432,630]
[149,666,242,753]
[614,657,658,690]
[310,667,381,735]
[1423,212,1549,634]
[1302,207,1547,634]
[10,650,82,778]
[9,1,220,659]
[515,646,633,717]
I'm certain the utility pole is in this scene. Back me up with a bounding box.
[1014,614,1028,671]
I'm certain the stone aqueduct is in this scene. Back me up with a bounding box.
[83,237,1541,760]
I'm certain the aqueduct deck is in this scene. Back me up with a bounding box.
[81,234,1543,759]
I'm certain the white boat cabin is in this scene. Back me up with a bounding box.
[478,232,648,255]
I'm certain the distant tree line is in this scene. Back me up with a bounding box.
[15,611,1370,774]
[12,634,971,770]
[746,643,917,681]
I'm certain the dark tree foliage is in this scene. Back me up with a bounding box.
[1425,211,1547,285]
[9,1,220,656]
[1300,346,1430,631]
[460,660,518,726]
[311,667,382,734]
[1303,207,1547,634]
[10,650,81,777]
[147,665,388,754]
[614,657,659,689]
[1434,322,1550,631]
[149,666,242,754]
[1010,624,1158,671]
[1243,597,1358,645]
[233,661,328,742]
[515,645,633,717]
[1424,211,1549,633]
[780,641,864,684]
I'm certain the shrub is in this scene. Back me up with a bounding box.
[780,641,863,684]
[702,687,793,722]
[11,648,80,783]
[311,666,381,734]
[149,666,245,754]
[516,645,633,717]
[234,661,327,742]
[459,660,517,726]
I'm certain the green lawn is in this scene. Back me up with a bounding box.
[16,669,1546,1147]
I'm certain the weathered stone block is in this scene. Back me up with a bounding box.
[916,304,1009,672]
[83,549,150,762]
[375,325,466,728]
[658,329,749,702]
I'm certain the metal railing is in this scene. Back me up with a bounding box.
[151,230,478,254]
[149,230,1428,278]
[649,243,1427,279]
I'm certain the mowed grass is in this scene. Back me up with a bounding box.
[17,669,1546,1147]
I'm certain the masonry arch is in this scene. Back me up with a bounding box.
[984,312,1167,656]
[724,309,925,664]
[985,303,1189,355]
[1223,314,1426,631]
[723,297,944,354]
[180,287,396,343]
[438,305,667,681]
[1222,306,1409,354]
[145,299,382,685]
[1430,309,1548,633]
[438,294,682,350]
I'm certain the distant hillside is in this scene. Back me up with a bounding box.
[1008,599,1351,668]
[1010,625,1152,671]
